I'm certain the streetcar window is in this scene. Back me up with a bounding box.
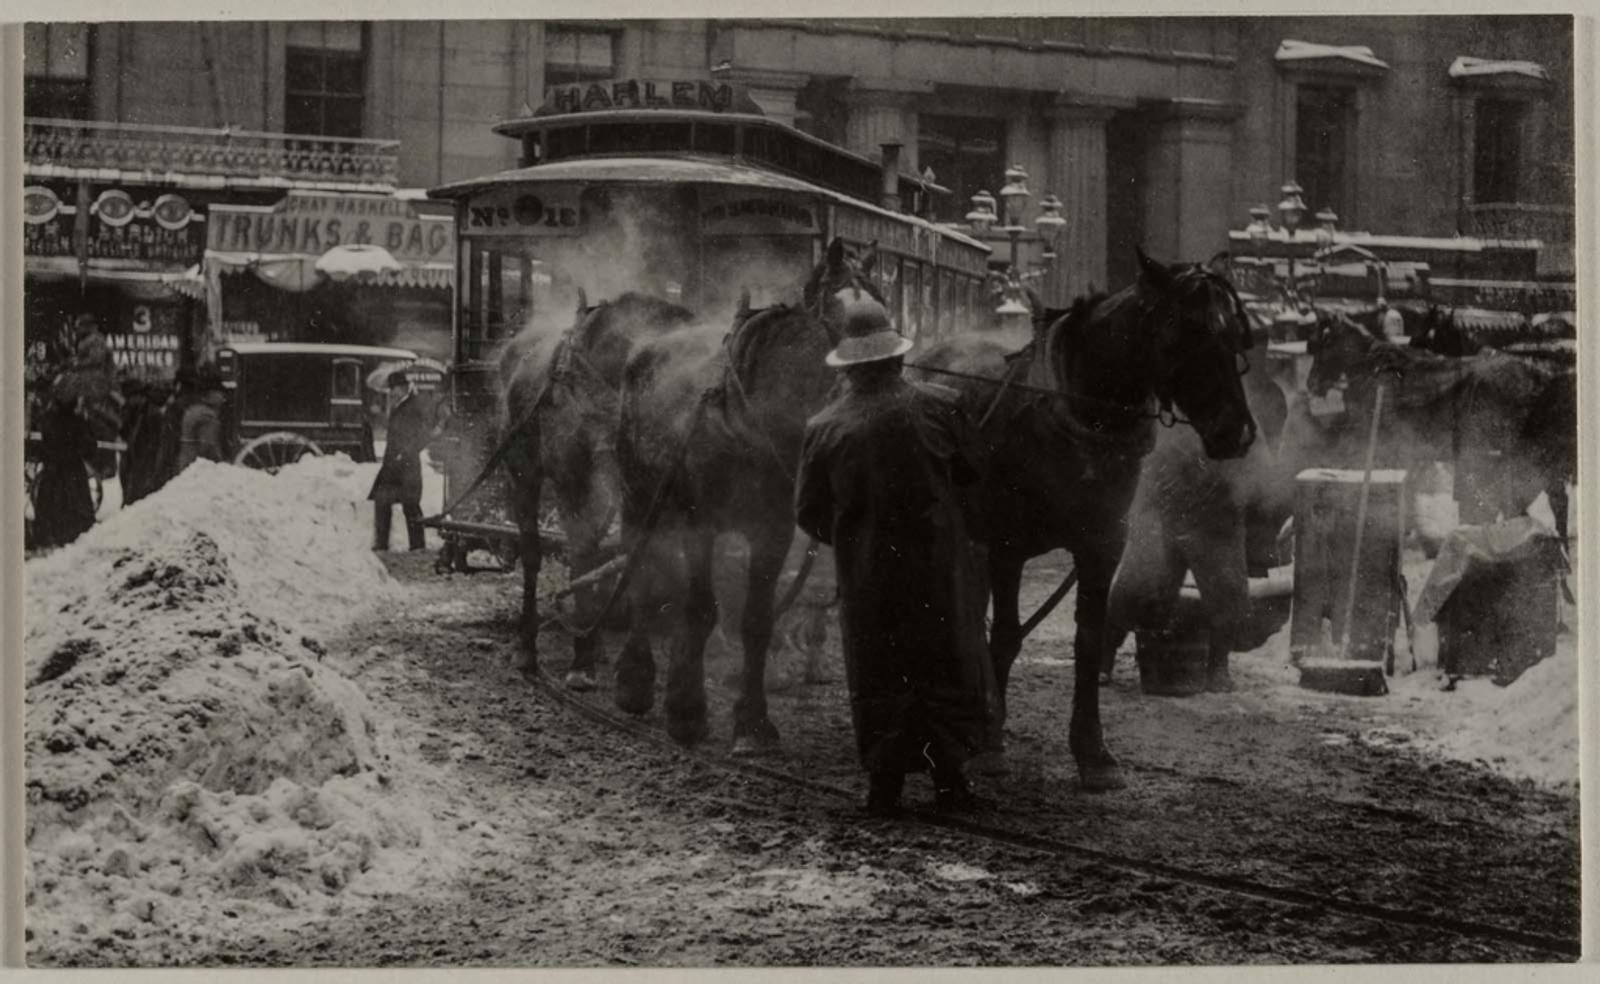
[696,122,737,157]
[545,126,586,160]
[902,261,922,340]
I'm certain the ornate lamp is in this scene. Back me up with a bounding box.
[1246,205,1272,258]
[965,190,997,233]
[1034,193,1066,260]
[998,163,1032,231]
[1277,181,1307,303]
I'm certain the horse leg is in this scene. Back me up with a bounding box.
[613,530,666,717]
[510,483,544,675]
[561,528,606,693]
[730,522,792,757]
[985,552,1025,757]
[1069,550,1126,791]
[664,528,718,747]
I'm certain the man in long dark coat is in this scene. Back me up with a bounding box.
[795,294,995,817]
[369,370,431,551]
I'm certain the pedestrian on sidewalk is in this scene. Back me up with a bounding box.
[369,370,431,552]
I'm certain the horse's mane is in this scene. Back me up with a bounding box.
[575,291,695,351]
[724,302,812,381]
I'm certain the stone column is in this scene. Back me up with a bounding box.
[1140,98,1242,266]
[720,69,811,129]
[1045,101,1119,305]
[843,84,928,170]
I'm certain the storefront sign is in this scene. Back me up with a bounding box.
[463,185,585,237]
[538,79,759,116]
[207,192,455,263]
[109,331,182,375]
[700,189,817,237]
[22,185,205,265]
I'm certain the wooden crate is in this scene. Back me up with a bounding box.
[1290,468,1407,666]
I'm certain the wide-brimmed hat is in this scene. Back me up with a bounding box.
[824,290,911,367]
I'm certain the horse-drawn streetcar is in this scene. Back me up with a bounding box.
[424,77,994,555]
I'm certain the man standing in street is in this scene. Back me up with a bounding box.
[794,291,995,817]
[369,370,431,552]
[176,367,228,474]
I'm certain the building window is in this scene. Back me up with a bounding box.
[285,22,367,138]
[1294,84,1355,218]
[544,24,618,88]
[918,115,1005,224]
[24,23,92,119]
[1473,97,1524,204]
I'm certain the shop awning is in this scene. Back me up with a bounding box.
[25,255,203,301]
[205,249,453,293]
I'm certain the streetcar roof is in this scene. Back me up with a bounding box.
[220,342,420,360]
[428,156,991,253]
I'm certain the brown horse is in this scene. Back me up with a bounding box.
[497,293,697,682]
[910,249,1258,791]
[610,238,877,753]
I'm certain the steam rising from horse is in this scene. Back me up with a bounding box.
[610,239,878,754]
[497,292,696,683]
[912,249,1257,790]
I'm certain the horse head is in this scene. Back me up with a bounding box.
[1134,247,1256,459]
[805,238,885,345]
[1304,309,1377,397]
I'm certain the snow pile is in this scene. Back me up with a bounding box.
[24,458,455,964]
[1391,638,1579,788]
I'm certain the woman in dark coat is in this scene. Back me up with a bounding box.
[119,379,168,505]
[369,371,432,551]
[795,295,995,816]
[32,393,99,550]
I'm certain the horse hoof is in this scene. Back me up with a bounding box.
[613,679,654,716]
[666,714,710,748]
[1098,671,1114,686]
[730,723,781,758]
[563,669,597,692]
[1076,751,1127,792]
[1205,670,1237,694]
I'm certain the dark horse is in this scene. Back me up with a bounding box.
[610,238,877,753]
[1305,310,1575,540]
[497,292,697,683]
[912,249,1258,790]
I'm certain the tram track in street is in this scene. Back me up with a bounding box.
[525,657,1581,961]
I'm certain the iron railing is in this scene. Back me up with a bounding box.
[24,117,400,190]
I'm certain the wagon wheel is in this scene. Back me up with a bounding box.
[235,432,324,473]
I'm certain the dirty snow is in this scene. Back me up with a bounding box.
[24,455,469,964]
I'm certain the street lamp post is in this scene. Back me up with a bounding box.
[1033,193,1066,300]
[1277,182,1306,307]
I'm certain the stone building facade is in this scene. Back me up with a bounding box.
[25,16,1575,314]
